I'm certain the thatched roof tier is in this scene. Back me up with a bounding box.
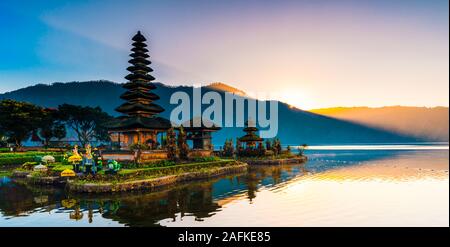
[106,116,171,131]
[238,120,263,143]
[128,57,151,65]
[132,41,147,48]
[115,102,164,115]
[238,134,263,142]
[130,52,149,58]
[243,126,258,132]
[124,73,156,82]
[122,81,156,90]
[131,31,147,42]
[131,47,149,53]
[127,65,153,73]
[120,91,160,101]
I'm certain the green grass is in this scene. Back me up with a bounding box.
[51,164,73,173]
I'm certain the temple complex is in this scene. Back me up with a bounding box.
[103,31,223,162]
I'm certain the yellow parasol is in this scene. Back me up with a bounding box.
[61,169,76,177]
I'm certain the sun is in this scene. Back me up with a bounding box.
[278,89,315,110]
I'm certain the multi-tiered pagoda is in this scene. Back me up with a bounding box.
[107,31,172,150]
[238,120,263,149]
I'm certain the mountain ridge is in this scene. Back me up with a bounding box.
[0,80,430,145]
[310,106,449,141]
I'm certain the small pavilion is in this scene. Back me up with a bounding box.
[181,118,221,150]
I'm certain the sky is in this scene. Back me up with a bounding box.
[0,0,448,109]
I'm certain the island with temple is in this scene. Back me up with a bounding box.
[222,120,307,165]
[8,31,307,193]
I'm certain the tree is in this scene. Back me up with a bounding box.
[265,139,271,150]
[39,108,66,147]
[235,139,241,155]
[258,142,265,156]
[0,99,43,147]
[58,104,113,146]
[223,139,235,157]
[0,131,8,147]
[272,138,282,156]
[177,126,189,160]
[166,127,178,160]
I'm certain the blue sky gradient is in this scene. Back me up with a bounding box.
[0,0,448,109]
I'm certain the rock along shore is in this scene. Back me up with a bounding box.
[243,156,307,166]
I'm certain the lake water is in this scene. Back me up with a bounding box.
[0,144,448,227]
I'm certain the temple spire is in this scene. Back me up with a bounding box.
[115,31,164,117]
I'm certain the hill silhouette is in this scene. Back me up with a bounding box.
[0,80,422,146]
[311,106,449,141]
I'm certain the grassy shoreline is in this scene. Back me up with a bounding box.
[0,151,64,166]
[9,158,248,193]
[67,161,248,193]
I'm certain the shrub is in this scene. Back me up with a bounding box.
[166,128,177,160]
[129,143,150,151]
[21,161,38,170]
[41,155,56,164]
[177,126,189,160]
[193,156,220,162]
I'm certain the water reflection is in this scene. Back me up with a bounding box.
[0,148,448,227]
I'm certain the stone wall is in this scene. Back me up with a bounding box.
[67,162,248,193]
[140,150,168,161]
[188,149,213,158]
[101,152,135,161]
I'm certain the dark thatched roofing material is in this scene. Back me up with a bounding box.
[128,57,151,65]
[105,116,172,130]
[127,65,153,73]
[239,133,263,142]
[120,91,160,101]
[124,73,156,82]
[122,81,156,90]
[115,102,164,114]
[243,126,258,132]
[132,31,146,42]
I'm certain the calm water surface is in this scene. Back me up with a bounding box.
[0,144,448,227]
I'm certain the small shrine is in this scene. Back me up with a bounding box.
[238,120,263,149]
